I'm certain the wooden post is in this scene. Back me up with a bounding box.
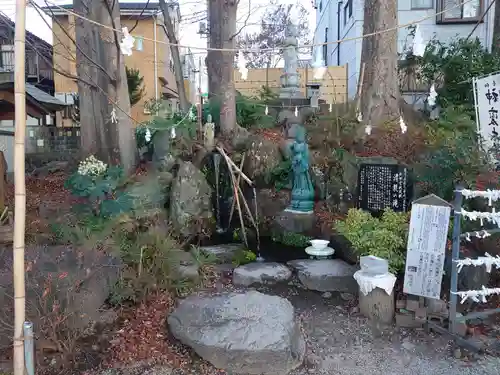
[13,0,27,374]
[359,288,395,325]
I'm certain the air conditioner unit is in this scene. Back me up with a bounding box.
[198,22,206,34]
[65,93,75,105]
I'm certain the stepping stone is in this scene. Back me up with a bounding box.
[199,243,244,263]
[233,262,292,286]
[287,259,358,293]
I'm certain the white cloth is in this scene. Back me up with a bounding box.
[354,270,397,296]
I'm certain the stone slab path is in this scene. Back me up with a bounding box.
[255,283,500,375]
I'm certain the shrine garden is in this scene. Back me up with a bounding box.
[3,37,500,375]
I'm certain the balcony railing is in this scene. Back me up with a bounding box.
[0,49,53,81]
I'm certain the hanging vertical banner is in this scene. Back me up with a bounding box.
[474,72,500,155]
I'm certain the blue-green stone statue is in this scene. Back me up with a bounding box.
[286,126,314,213]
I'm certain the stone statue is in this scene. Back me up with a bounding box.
[286,126,314,213]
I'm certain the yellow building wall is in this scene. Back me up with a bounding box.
[233,66,348,104]
[52,15,178,124]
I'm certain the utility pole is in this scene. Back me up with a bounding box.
[13,0,27,374]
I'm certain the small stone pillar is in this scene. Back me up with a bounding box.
[354,271,396,325]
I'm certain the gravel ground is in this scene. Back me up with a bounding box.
[256,282,500,375]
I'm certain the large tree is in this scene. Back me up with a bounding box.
[159,0,190,112]
[73,0,136,172]
[237,1,309,69]
[359,0,400,135]
[206,0,239,135]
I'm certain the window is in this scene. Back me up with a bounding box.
[136,36,144,51]
[437,0,482,23]
[323,28,328,65]
[411,0,433,9]
[344,0,353,25]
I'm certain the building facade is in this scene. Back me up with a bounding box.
[45,1,185,124]
[313,0,494,99]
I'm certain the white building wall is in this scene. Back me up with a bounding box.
[313,0,495,99]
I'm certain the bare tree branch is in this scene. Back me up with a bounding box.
[229,0,251,41]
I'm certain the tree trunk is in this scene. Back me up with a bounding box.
[493,0,500,54]
[359,0,400,135]
[206,0,238,135]
[74,0,136,172]
[159,0,190,112]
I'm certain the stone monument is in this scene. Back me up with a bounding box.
[279,22,303,100]
[273,21,316,236]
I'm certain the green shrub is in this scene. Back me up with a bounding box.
[232,248,257,266]
[272,231,312,247]
[264,160,292,191]
[335,208,409,273]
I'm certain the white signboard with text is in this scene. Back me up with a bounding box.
[403,200,451,299]
[474,73,500,154]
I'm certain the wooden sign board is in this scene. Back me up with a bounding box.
[403,194,451,299]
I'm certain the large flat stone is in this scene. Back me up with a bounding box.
[233,262,292,286]
[287,259,358,293]
[168,291,305,374]
[200,243,243,263]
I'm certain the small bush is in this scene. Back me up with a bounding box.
[232,248,257,266]
[335,208,409,273]
[272,231,312,247]
[264,160,292,190]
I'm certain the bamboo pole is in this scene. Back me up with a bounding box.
[13,1,27,375]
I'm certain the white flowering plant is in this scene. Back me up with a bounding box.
[65,157,132,217]
[77,155,107,177]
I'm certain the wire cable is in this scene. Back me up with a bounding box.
[38,0,477,52]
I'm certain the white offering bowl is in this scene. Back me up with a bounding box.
[309,239,330,250]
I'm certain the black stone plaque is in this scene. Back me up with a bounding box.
[356,164,412,215]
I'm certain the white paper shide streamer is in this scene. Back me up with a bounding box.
[237,51,248,80]
[399,116,407,134]
[427,84,438,107]
[459,208,500,227]
[453,286,500,304]
[120,27,135,56]
[460,189,500,206]
[464,230,491,242]
[455,253,500,273]
[412,24,426,57]
[312,48,327,80]
[110,107,117,124]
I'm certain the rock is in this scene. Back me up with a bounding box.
[0,245,121,349]
[32,160,69,177]
[287,259,358,293]
[231,125,251,149]
[170,249,200,282]
[401,339,416,351]
[167,291,305,374]
[38,200,72,221]
[273,210,316,235]
[170,161,213,237]
[233,262,292,286]
[329,234,358,264]
[256,189,290,235]
[199,243,244,263]
[243,135,283,184]
[177,265,200,282]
